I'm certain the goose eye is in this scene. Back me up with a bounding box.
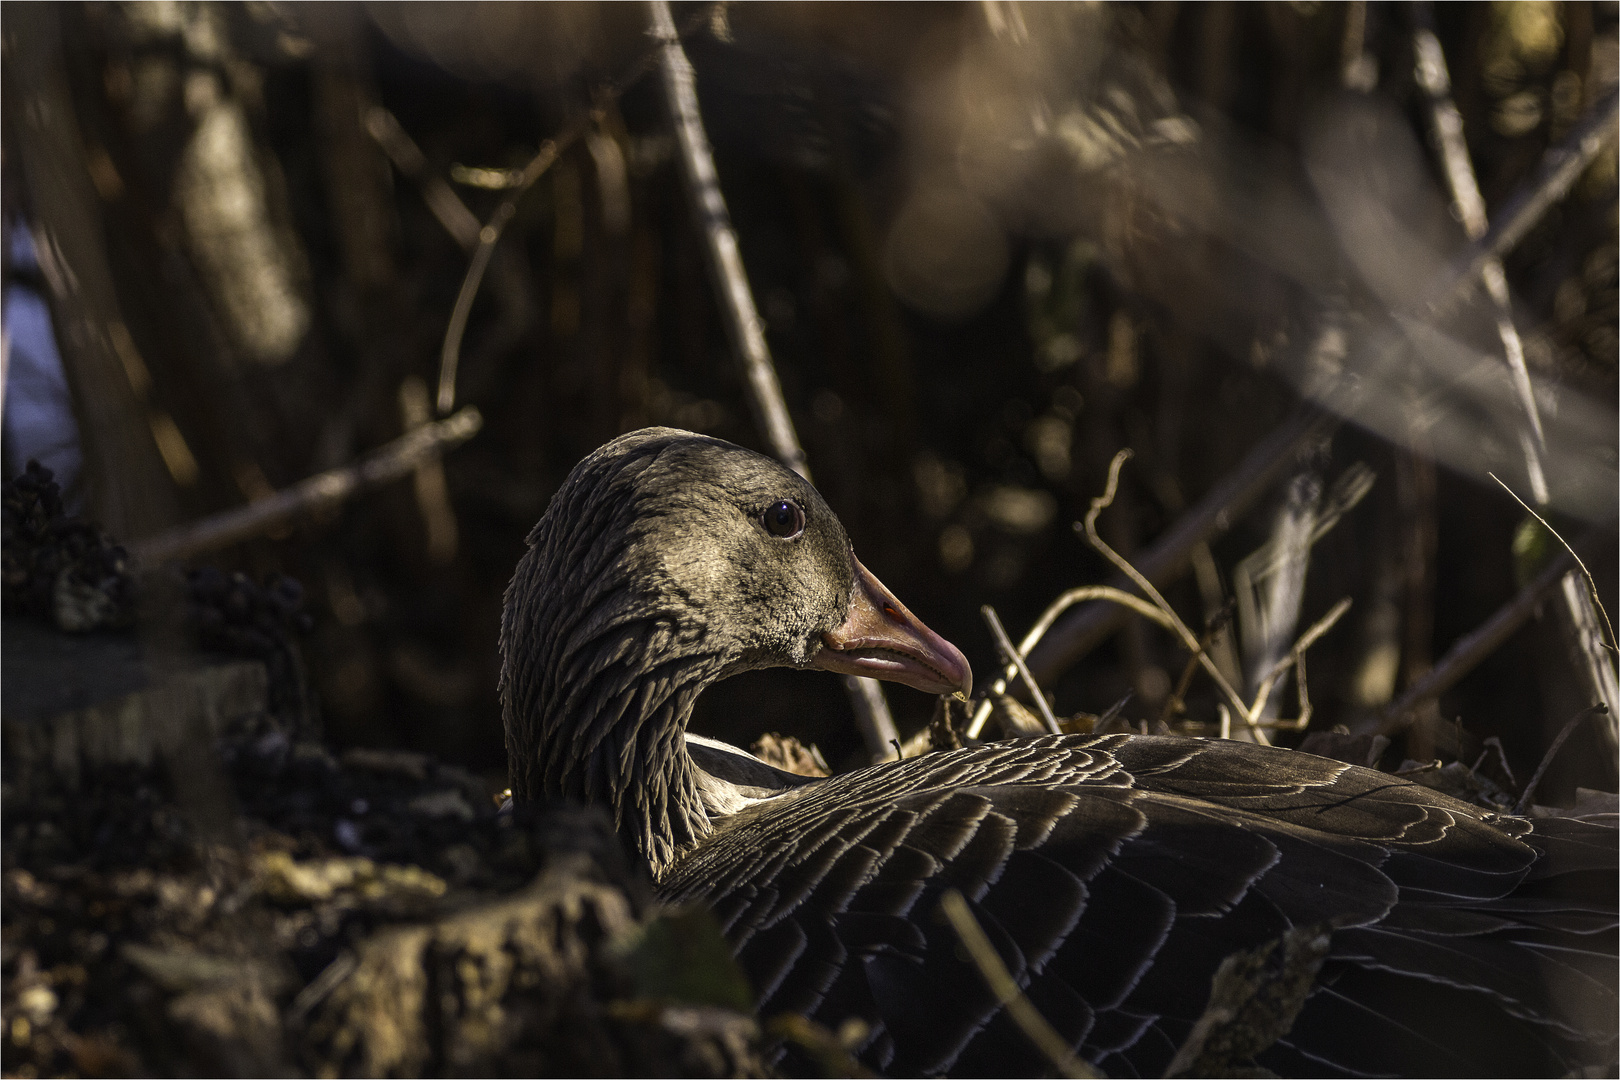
[762,500,805,538]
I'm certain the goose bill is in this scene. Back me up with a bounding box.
[812,556,972,696]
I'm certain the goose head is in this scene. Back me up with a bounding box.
[500,428,970,871]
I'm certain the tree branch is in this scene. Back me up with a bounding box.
[129,408,483,566]
[649,0,898,761]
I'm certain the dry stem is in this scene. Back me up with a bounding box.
[982,605,1061,735]
[1246,598,1352,732]
[1160,602,1235,730]
[970,453,1349,744]
[965,585,1191,739]
[1489,475,1617,656]
[1026,405,1336,685]
[1514,705,1608,814]
[1082,451,1264,741]
[938,890,1097,1079]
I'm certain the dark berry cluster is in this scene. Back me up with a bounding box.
[183,566,314,718]
[184,566,313,653]
[1,461,134,631]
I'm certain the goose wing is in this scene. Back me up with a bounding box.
[658,734,1618,1077]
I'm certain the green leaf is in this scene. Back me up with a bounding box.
[612,904,754,1013]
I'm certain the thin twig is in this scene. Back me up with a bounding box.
[966,586,1211,739]
[937,890,1098,1079]
[1490,478,1618,755]
[1375,533,1600,737]
[1026,404,1336,685]
[1160,601,1235,729]
[365,106,481,251]
[1293,650,1314,731]
[128,407,483,565]
[649,0,896,761]
[1472,736,1518,791]
[1096,692,1133,732]
[968,456,1346,743]
[433,7,714,415]
[1082,451,1264,741]
[1433,84,1620,313]
[1489,474,1617,655]
[1248,598,1353,727]
[982,605,1060,735]
[1515,705,1607,815]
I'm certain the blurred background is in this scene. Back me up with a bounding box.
[4,0,1616,802]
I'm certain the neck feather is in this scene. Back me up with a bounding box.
[502,536,732,876]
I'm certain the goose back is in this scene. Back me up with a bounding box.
[659,734,1618,1077]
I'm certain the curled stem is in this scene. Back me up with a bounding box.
[1083,451,1264,742]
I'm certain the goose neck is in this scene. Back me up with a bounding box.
[507,609,730,875]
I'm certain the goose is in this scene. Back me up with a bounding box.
[500,427,1618,1078]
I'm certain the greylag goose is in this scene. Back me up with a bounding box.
[501,428,1618,1077]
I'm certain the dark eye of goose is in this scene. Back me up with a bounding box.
[761,500,805,538]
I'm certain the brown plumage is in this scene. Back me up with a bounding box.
[502,428,1618,1077]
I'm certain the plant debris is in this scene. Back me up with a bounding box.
[0,710,768,1078]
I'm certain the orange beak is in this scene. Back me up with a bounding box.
[811,555,973,697]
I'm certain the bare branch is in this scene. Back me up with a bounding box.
[432,7,713,415]
[1412,13,1548,498]
[1375,531,1606,737]
[1433,84,1620,313]
[365,107,481,251]
[1410,11,1615,758]
[649,0,897,761]
[649,0,807,479]
[128,407,483,566]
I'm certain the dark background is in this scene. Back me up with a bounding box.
[4,1,1616,802]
